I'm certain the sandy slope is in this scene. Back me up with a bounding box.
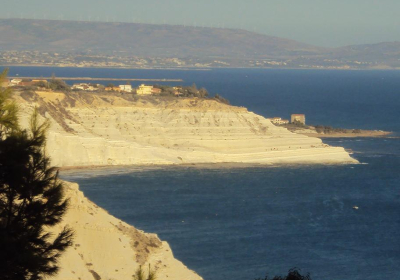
[51,182,202,280]
[16,91,357,167]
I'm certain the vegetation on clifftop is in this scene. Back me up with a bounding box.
[16,79,232,105]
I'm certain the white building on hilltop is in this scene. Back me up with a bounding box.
[10,79,22,86]
[119,85,132,92]
[136,84,153,95]
[72,83,98,91]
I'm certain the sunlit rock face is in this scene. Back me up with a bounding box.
[16,91,357,167]
[51,182,203,280]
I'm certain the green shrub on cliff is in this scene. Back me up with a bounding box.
[48,74,70,92]
[214,93,230,105]
[133,264,156,280]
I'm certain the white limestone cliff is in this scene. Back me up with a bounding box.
[16,91,358,167]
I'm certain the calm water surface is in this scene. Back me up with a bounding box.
[6,67,400,280]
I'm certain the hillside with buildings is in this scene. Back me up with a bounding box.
[1,19,399,69]
[6,77,212,98]
[8,79,389,139]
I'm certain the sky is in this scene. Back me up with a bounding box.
[1,0,399,47]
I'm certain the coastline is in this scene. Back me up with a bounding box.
[59,161,359,173]
[2,64,213,71]
[301,130,392,138]
[8,76,183,82]
[3,64,400,71]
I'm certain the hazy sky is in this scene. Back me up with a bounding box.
[1,0,399,47]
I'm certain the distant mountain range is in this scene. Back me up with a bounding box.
[0,18,399,69]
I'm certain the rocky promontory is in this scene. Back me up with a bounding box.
[16,90,358,167]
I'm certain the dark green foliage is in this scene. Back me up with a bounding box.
[0,69,73,280]
[48,78,70,92]
[291,120,306,127]
[153,84,209,98]
[315,125,324,133]
[197,87,209,98]
[255,268,311,280]
[33,81,47,88]
[214,93,230,105]
[186,83,198,96]
[133,264,156,280]
[155,85,176,96]
[315,125,355,134]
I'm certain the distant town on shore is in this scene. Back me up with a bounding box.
[1,19,400,70]
[3,76,230,103]
[1,50,392,70]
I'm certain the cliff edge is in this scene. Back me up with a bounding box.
[16,90,358,166]
[52,181,202,280]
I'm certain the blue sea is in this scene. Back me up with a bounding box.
[5,67,400,280]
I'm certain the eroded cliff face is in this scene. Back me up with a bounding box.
[52,182,202,280]
[16,90,357,166]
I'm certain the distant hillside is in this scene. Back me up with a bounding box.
[0,18,325,58]
[1,19,399,69]
[334,42,400,61]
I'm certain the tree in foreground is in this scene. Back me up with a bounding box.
[255,268,312,280]
[0,69,73,280]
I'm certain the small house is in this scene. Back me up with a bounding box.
[119,85,132,93]
[10,79,22,86]
[151,87,162,94]
[18,81,35,87]
[136,84,153,95]
[72,83,98,91]
[32,79,48,84]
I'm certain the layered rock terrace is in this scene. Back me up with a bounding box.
[16,91,357,167]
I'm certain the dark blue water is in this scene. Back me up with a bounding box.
[5,67,400,279]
